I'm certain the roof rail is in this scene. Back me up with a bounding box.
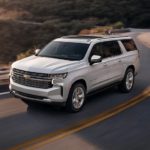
[61,35,103,39]
[101,35,130,39]
[61,34,131,40]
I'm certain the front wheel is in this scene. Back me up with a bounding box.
[66,83,86,113]
[118,68,134,93]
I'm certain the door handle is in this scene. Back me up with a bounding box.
[118,60,122,63]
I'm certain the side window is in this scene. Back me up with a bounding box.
[90,41,121,60]
[121,39,137,52]
[102,41,122,58]
[90,43,104,58]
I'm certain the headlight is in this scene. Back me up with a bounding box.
[49,73,68,79]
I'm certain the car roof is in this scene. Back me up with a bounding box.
[55,34,132,44]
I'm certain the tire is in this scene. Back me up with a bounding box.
[66,83,86,113]
[118,68,134,93]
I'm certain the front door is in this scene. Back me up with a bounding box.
[87,40,124,91]
[87,43,110,91]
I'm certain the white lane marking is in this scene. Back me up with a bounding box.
[0,91,10,96]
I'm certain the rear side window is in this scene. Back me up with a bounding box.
[121,39,137,52]
[102,41,122,58]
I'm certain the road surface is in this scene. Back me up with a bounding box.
[0,31,150,150]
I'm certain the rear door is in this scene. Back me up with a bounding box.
[101,40,124,83]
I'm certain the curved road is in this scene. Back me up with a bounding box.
[0,31,150,150]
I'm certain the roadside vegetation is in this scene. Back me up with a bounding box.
[0,0,149,64]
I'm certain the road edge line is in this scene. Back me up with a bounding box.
[0,91,10,96]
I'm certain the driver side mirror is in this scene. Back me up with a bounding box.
[35,49,40,56]
[90,55,102,65]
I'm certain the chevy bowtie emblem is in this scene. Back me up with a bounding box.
[23,74,31,79]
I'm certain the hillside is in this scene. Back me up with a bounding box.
[0,0,150,64]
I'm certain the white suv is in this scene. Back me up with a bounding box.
[10,35,140,112]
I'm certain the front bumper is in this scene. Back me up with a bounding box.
[9,78,68,104]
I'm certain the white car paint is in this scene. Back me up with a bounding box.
[9,35,140,105]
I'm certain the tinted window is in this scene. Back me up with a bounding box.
[90,43,103,57]
[121,39,137,52]
[102,41,122,58]
[90,41,121,59]
[38,41,89,61]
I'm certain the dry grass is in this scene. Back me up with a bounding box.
[0,8,31,20]
[137,33,150,48]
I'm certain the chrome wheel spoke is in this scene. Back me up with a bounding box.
[126,71,134,90]
[72,87,85,109]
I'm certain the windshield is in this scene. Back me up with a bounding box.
[38,41,90,61]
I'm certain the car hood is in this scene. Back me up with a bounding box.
[12,55,85,73]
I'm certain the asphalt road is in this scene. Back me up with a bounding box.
[0,31,150,150]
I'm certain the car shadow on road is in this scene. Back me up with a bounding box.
[0,85,145,149]
[26,86,118,114]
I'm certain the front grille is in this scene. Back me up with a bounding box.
[12,68,53,89]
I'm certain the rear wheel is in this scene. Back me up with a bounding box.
[66,83,86,113]
[118,68,134,93]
